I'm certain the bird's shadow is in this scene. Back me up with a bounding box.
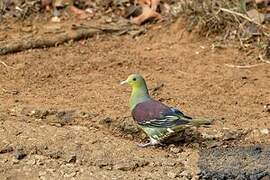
[160,127,211,148]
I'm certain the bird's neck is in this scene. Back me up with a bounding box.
[129,85,150,110]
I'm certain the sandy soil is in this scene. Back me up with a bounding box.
[0,17,269,179]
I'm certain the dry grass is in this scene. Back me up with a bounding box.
[174,0,270,57]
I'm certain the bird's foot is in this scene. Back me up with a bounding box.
[137,138,163,148]
[137,142,154,148]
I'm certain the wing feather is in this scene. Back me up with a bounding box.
[138,108,191,128]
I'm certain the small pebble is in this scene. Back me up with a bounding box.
[179,171,192,179]
[170,147,181,154]
[167,171,178,178]
[64,172,77,178]
[51,16,61,23]
[12,159,20,164]
[39,171,47,176]
[66,154,77,163]
[14,148,26,160]
[260,128,269,135]
[26,159,36,165]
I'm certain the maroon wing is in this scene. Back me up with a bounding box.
[132,99,170,123]
[131,99,191,128]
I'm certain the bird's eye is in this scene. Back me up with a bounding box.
[133,78,137,81]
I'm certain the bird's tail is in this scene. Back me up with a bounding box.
[189,118,212,127]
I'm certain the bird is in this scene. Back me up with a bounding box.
[121,74,211,147]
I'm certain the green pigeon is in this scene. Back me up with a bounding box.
[121,74,211,147]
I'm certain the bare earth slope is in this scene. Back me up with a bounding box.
[0,18,269,179]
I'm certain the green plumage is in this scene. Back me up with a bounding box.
[121,74,211,147]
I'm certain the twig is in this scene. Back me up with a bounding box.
[259,54,270,64]
[219,8,261,26]
[0,60,15,69]
[225,63,265,69]
[225,54,270,69]
[219,7,269,33]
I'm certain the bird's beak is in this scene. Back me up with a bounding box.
[120,79,128,85]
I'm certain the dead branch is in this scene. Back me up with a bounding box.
[0,29,101,55]
[0,25,133,56]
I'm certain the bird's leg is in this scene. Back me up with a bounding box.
[137,141,153,147]
[137,138,162,148]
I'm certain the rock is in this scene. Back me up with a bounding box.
[65,154,77,163]
[47,168,56,174]
[55,111,74,123]
[47,150,63,159]
[95,0,112,7]
[118,118,140,134]
[263,104,270,113]
[34,155,46,165]
[26,158,36,165]
[245,129,264,141]
[114,160,149,171]
[114,161,138,171]
[206,141,223,148]
[20,27,32,33]
[149,161,162,167]
[8,106,24,116]
[99,117,113,127]
[95,159,113,170]
[75,111,96,118]
[179,171,192,179]
[201,131,222,140]
[136,160,149,167]
[14,148,26,160]
[51,16,61,23]
[162,161,176,167]
[64,172,77,178]
[167,171,178,178]
[222,131,238,141]
[27,109,49,119]
[104,16,113,23]
[12,159,20,164]
[169,144,182,154]
[168,144,180,154]
[39,171,47,176]
[60,163,79,177]
[260,128,269,135]
[126,134,134,139]
[0,145,13,154]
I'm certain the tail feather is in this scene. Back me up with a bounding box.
[156,117,212,142]
[189,118,212,127]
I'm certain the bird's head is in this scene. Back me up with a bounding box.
[120,74,147,88]
[121,74,150,109]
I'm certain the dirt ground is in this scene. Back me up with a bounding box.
[0,16,270,179]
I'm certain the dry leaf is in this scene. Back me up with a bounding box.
[136,0,151,6]
[130,5,162,25]
[68,5,89,19]
[247,9,265,24]
[255,0,269,4]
